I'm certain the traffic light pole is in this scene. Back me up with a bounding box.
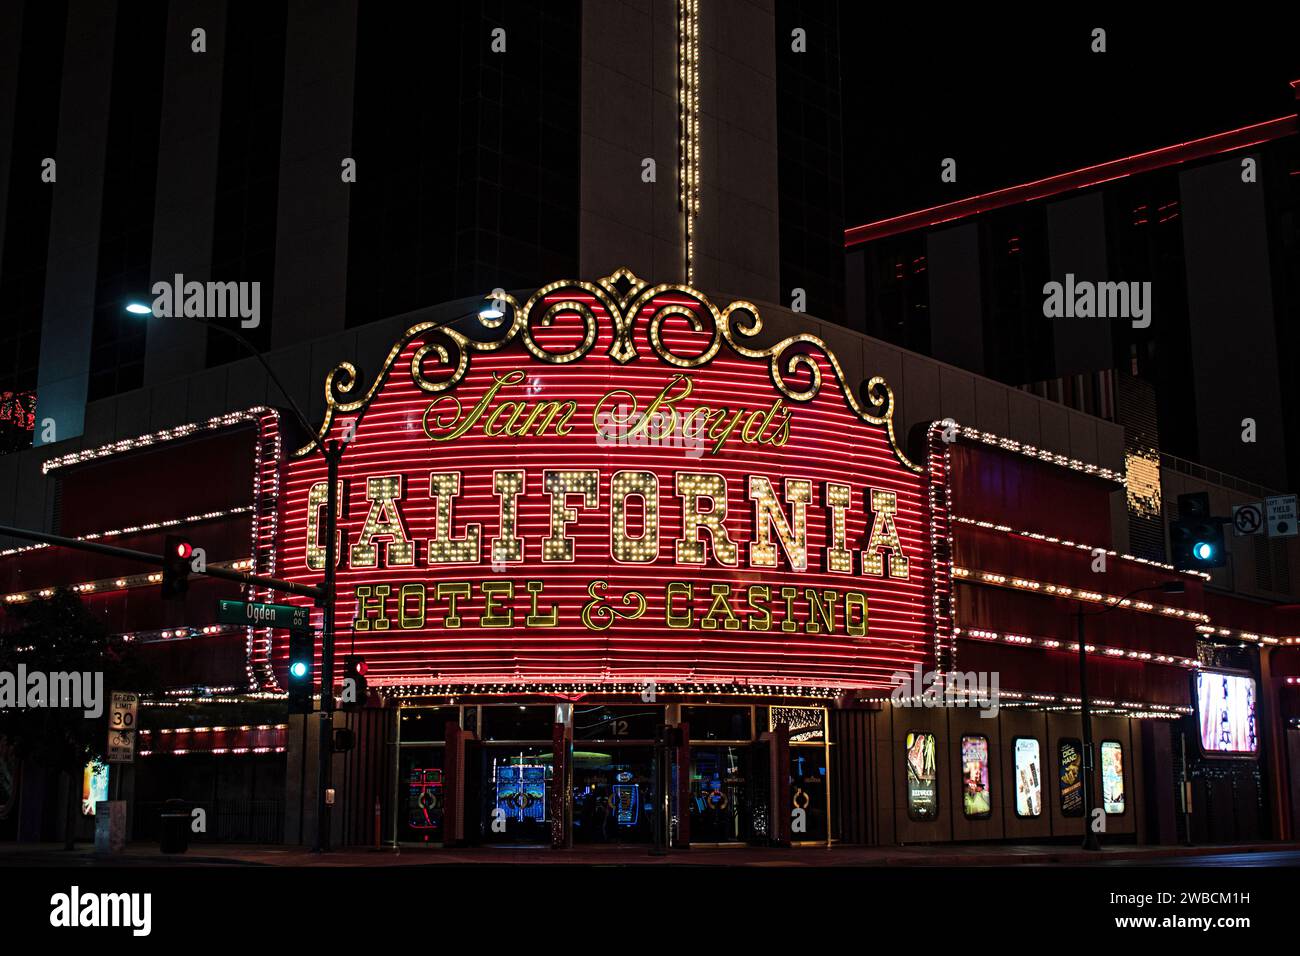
[313,440,343,853]
[0,524,324,599]
[25,304,496,855]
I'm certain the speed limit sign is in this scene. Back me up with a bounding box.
[107,691,139,764]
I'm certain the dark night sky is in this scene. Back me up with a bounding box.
[839,12,1300,226]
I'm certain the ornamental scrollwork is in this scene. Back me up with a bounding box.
[294,267,919,472]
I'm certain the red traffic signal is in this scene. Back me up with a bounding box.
[161,534,194,600]
[340,655,368,711]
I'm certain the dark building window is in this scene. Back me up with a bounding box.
[854,235,930,353]
[206,1,288,367]
[775,0,845,325]
[87,1,168,401]
[1263,135,1300,490]
[0,0,69,450]
[980,205,1051,386]
[1104,169,1194,462]
[345,1,580,329]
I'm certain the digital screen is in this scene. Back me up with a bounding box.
[905,732,937,820]
[960,735,990,819]
[81,761,109,816]
[1013,738,1041,818]
[1101,741,1124,814]
[1058,739,1083,817]
[611,784,640,825]
[1196,671,1258,754]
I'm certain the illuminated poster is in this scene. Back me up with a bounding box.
[496,765,547,821]
[905,732,937,820]
[1059,739,1083,816]
[81,761,109,816]
[1196,671,1258,754]
[1013,738,1041,818]
[407,768,444,831]
[960,735,991,819]
[1101,741,1124,814]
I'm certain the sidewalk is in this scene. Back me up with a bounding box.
[1,839,1295,867]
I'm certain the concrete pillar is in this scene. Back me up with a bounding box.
[32,1,118,446]
[143,0,229,387]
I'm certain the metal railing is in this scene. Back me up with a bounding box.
[1159,452,1280,500]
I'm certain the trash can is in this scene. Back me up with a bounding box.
[159,799,189,854]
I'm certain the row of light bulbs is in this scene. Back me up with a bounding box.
[951,514,1210,581]
[951,566,1211,622]
[958,626,1198,667]
[3,558,254,606]
[42,408,272,474]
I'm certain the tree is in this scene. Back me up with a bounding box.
[0,588,156,848]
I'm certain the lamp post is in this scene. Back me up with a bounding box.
[1074,579,1185,851]
[129,297,503,851]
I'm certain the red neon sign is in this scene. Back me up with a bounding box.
[272,270,949,693]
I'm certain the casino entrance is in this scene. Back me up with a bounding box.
[391,700,833,849]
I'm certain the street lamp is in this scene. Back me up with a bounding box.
[129,297,506,850]
[1073,579,1185,850]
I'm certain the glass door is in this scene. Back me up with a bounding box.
[688,745,752,843]
[571,746,656,843]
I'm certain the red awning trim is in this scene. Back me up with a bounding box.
[952,566,1210,623]
[941,420,1125,483]
[41,407,275,474]
[845,114,1299,246]
[1195,623,1282,646]
[0,505,254,560]
[137,723,288,757]
[956,626,1197,668]
[2,558,253,608]
[854,685,1191,717]
[952,514,1209,581]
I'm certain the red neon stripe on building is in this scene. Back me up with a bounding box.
[844,114,1298,246]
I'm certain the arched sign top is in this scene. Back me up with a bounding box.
[293,268,920,474]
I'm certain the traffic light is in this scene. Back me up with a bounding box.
[287,630,315,714]
[340,656,368,711]
[161,535,193,599]
[1171,492,1226,570]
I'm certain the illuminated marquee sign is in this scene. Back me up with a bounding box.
[272,269,951,692]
